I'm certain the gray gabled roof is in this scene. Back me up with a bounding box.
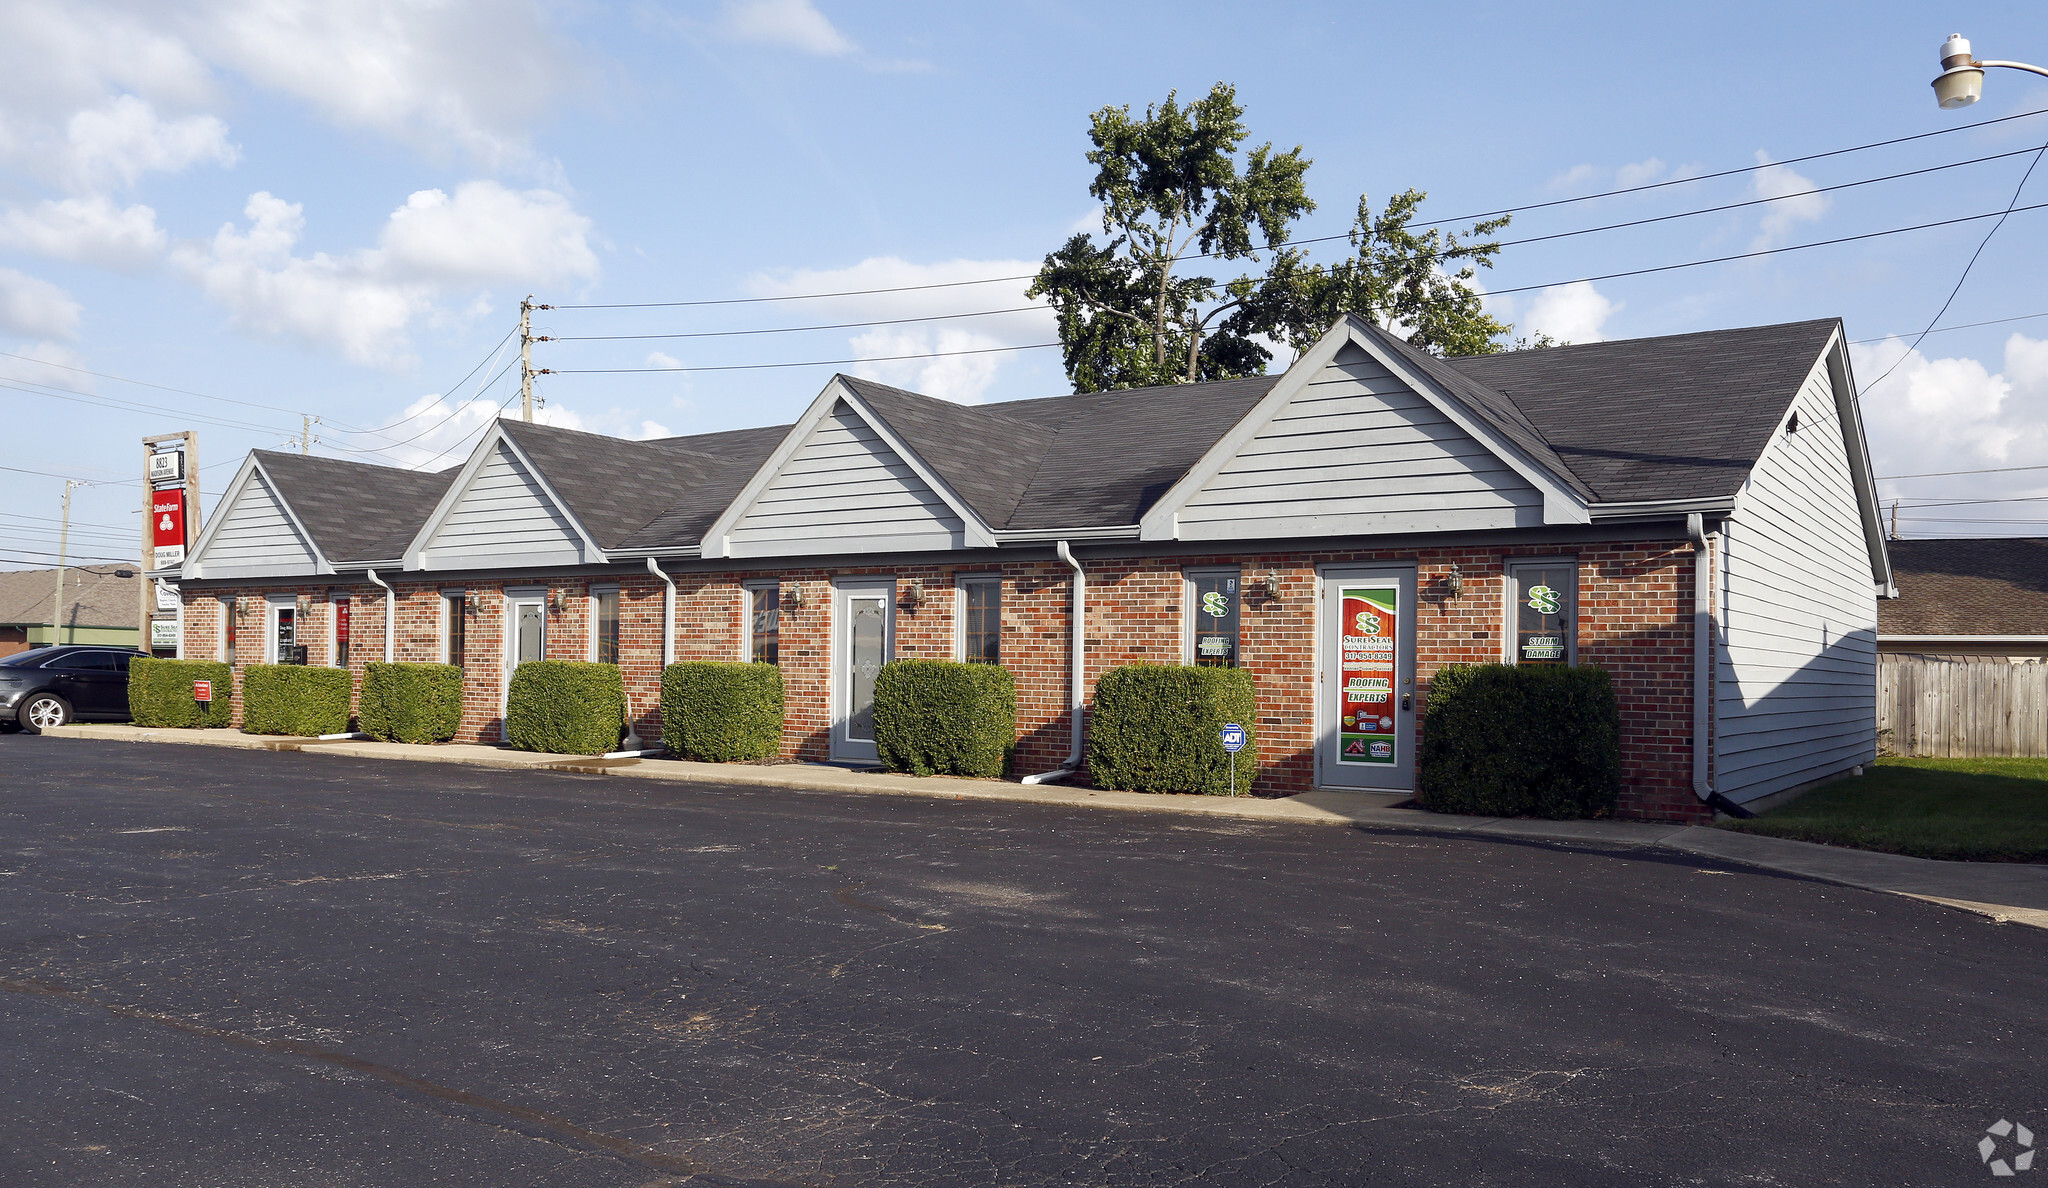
[1443,319,1842,504]
[254,450,457,564]
[1880,538,2048,636]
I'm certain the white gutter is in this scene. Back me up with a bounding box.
[1687,514,1713,805]
[365,568,395,664]
[1022,540,1087,785]
[647,557,676,667]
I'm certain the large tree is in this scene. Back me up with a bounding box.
[1030,84,1520,393]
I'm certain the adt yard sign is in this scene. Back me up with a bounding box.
[192,680,212,703]
[1218,723,1246,753]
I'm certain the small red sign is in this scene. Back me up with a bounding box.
[152,490,186,550]
[193,679,213,702]
[335,598,350,642]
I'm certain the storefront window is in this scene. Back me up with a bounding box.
[748,583,780,665]
[1506,560,1578,666]
[221,596,236,664]
[961,578,1000,663]
[1186,569,1241,668]
[444,591,466,668]
[594,588,620,665]
[332,596,349,668]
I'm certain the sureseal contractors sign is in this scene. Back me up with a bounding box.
[1338,586,1399,765]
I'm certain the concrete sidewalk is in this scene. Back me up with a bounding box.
[45,721,2048,929]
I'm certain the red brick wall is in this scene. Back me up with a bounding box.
[180,537,1709,821]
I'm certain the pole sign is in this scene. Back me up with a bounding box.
[148,450,184,485]
[1218,723,1246,753]
[1337,586,1400,765]
[192,679,213,702]
[151,489,188,567]
[150,620,178,649]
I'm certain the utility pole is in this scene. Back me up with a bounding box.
[51,479,80,647]
[1890,500,1899,540]
[520,295,535,422]
[294,414,320,454]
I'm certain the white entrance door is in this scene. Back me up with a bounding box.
[1318,566,1417,791]
[831,578,894,763]
[503,590,547,716]
[266,595,298,665]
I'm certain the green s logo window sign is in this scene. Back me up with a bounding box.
[1526,584,1562,615]
[1201,589,1231,618]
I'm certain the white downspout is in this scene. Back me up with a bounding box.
[365,568,395,664]
[1687,514,1713,805]
[1022,540,1086,785]
[647,556,675,667]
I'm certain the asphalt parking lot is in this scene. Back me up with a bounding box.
[1,734,2041,1186]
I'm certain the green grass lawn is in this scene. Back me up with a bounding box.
[1721,756,2048,863]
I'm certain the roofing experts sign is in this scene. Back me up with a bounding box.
[152,489,187,567]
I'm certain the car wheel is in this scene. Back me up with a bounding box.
[18,693,71,734]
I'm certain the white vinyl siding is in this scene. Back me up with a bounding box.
[421,443,585,569]
[196,472,320,578]
[1177,345,1543,540]
[726,400,964,557]
[1715,358,1878,804]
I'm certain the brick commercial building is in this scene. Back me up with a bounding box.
[166,316,1892,821]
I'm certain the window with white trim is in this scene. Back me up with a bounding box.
[592,585,620,665]
[1185,568,1242,668]
[443,590,467,668]
[1505,559,1578,666]
[219,595,237,664]
[331,595,350,668]
[958,576,1001,663]
[745,581,780,664]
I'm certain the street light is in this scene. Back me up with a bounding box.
[1932,33,2048,110]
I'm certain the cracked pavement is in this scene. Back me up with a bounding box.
[0,734,2041,1185]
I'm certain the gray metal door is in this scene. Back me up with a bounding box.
[1318,565,1418,791]
[832,578,894,762]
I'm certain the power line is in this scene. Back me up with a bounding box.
[1881,462,2048,480]
[542,306,1047,342]
[1850,309,2048,345]
[547,342,1061,375]
[0,463,119,484]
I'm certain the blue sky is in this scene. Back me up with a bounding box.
[5,0,2048,567]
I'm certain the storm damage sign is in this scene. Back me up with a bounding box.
[151,489,187,567]
[1337,586,1399,765]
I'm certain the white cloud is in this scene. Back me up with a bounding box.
[717,0,858,56]
[0,195,166,268]
[0,269,83,339]
[0,342,94,393]
[355,390,511,469]
[1750,151,1829,249]
[745,256,1054,403]
[635,420,673,439]
[173,186,598,368]
[380,182,597,286]
[647,351,682,369]
[1546,163,1599,193]
[1615,157,1666,189]
[1855,333,2048,534]
[1518,281,1619,344]
[58,94,236,191]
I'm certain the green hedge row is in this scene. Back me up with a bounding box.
[1088,664,1257,796]
[360,662,464,744]
[660,661,783,761]
[1418,664,1620,819]
[241,664,352,736]
[127,657,234,728]
[873,659,1015,777]
[506,660,624,755]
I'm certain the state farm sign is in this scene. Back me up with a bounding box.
[152,489,187,567]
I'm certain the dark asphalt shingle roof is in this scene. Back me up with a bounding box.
[219,317,1850,561]
[1443,318,1842,503]
[255,451,456,564]
[0,564,141,629]
[1879,538,2048,636]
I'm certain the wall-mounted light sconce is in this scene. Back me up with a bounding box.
[1446,563,1463,600]
[296,594,312,617]
[547,588,566,614]
[901,579,927,611]
[463,591,480,617]
[1249,571,1281,602]
[783,585,805,612]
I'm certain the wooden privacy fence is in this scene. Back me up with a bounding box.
[1877,653,2048,758]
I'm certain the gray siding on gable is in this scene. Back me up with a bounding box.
[1715,358,1878,804]
[726,401,964,557]
[1177,347,1542,540]
[195,471,321,578]
[422,443,586,569]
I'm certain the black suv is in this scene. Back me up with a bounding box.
[0,646,143,733]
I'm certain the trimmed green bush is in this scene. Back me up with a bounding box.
[505,660,625,755]
[1088,665,1258,796]
[872,659,1016,777]
[360,662,464,744]
[127,657,233,728]
[660,661,783,761]
[1418,663,1621,819]
[241,663,352,736]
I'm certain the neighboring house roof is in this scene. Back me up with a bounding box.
[1879,538,2048,636]
[181,316,1858,571]
[0,564,142,630]
[1444,318,1842,503]
[255,450,458,563]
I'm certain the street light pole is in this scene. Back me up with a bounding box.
[50,478,80,647]
[1932,34,2048,109]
